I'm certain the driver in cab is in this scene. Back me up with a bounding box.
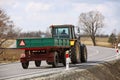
[61,30,68,38]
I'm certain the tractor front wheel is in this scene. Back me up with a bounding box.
[52,52,59,68]
[71,42,81,64]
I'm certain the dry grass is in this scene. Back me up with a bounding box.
[81,37,112,48]
[0,49,24,63]
[2,40,15,48]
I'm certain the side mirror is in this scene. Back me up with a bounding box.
[77,27,80,33]
[76,27,80,40]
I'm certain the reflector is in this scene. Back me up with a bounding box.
[20,40,25,46]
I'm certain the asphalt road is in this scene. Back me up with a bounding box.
[0,46,117,80]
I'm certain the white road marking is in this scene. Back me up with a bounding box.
[0,67,76,80]
[88,49,99,57]
[0,68,10,72]
[99,54,120,61]
[0,68,64,80]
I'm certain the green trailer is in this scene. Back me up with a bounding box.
[17,38,70,48]
[17,25,87,69]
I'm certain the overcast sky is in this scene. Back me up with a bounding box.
[0,0,120,34]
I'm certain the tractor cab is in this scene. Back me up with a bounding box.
[50,25,76,39]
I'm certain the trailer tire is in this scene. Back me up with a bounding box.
[52,52,59,68]
[21,61,29,69]
[71,41,81,64]
[35,61,41,67]
[81,44,87,63]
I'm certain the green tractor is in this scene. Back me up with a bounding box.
[17,25,87,69]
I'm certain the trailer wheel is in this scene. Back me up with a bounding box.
[52,52,59,68]
[35,61,41,67]
[81,44,87,62]
[21,61,29,69]
[71,42,81,64]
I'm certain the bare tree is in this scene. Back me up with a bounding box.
[79,11,104,46]
[0,9,19,48]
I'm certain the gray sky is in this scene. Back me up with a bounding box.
[0,0,120,34]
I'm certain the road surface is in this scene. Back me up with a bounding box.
[0,46,117,80]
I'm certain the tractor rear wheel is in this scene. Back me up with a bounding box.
[71,42,81,64]
[21,61,29,69]
[52,52,59,67]
[35,60,41,67]
[81,45,87,62]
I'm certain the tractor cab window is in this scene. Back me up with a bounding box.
[52,28,69,38]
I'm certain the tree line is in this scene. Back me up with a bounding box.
[108,33,120,46]
[18,30,51,38]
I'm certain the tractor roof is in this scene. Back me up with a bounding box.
[50,24,74,28]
